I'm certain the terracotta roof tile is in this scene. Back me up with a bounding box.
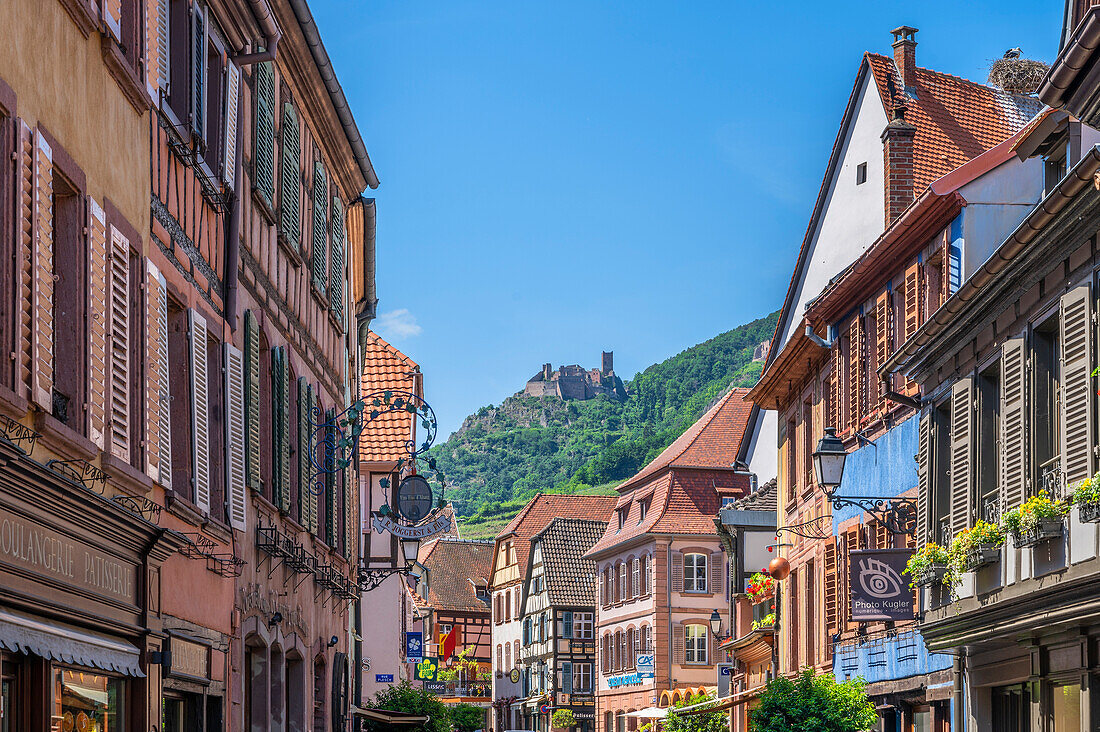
[493,494,619,588]
[586,389,754,557]
[420,539,494,613]
[728,479,778,512]
[532,518,608,607]
[865,53,1042,192]
[359,332,420,463]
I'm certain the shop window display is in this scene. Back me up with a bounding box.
[54,669,125,732]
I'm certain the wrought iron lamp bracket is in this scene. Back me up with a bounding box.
[827,495,917,536]
[359,566,410,593]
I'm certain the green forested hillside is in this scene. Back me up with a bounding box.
[430,311,779,538]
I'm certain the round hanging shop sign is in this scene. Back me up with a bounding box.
[396,475,434,522]
[510,668,520,683]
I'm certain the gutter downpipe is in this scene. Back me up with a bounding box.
[287,0,380,190]
[226,0,282,331]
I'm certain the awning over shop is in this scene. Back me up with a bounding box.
[352,706,430,725]
[0,607,143,677]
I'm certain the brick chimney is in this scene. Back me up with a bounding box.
[891,26,918,87]
[881,104,916,225]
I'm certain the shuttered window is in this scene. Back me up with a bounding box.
[330,196,345,325]
[22,128,54,411]
[831,340,844,432]
[326,407,337,545]
[671,551,683,592]
[672,624,685,665]
[311,162,329,296]
[299,380,318,532]
[874,290,891,407]
[222,62,240,185]
[279,103,301,250]
[823,539,838,633]
[253,61,276,209]
[190,4,207,139]
[1001,338,1028,509]
[154,0,170,94]
[949,378,973,537]
[244,311,261,489]
[189,309,211,512]
[709,552,723,596]
[916,412,932,543]
[225,344,247,530]
[903,262,921,342]
[846,317,864,429]
[88,199,109,449]
[1060,285,1094,486]
[271,347,291,514]
[108,226,131,462]
[145,261,171,489]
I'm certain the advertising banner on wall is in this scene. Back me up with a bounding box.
[406,632,424,662]
[849,549,915,621]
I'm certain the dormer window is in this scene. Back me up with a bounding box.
[638,497,650,523]
[617,505,629,530]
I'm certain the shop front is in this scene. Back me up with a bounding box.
[0,437,182,731]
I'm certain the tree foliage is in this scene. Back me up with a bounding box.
[551,709,577,729]
[663,693,727,732]
[363,680,452,732]
[431,310,779,526]
[451,703,486,732]
[750,670,879,732]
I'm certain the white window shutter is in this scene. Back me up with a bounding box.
[108,226,131,462]
[225,344,247,530]
[155,0,170,94]
[144,260,170,486]
[87,198,109,449]
[190,309,210,512]
[222,62,240,185]
[30,130,54,411]
[101,0,121,41]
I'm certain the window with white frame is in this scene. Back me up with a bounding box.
[573,662,592,691]
[618,563,627,601]
[631,558,640,598]
[685,624,708,664]
[684,553,708,593]
[640,625,651,652]
[573,612,593,639]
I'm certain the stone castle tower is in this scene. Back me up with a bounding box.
[524,351,626,401]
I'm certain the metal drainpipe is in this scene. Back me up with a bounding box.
[234,0,281,66]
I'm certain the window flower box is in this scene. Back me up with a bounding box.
[1011,518,1064,548]
[1068,472,1100,522]
[948,521,1005,574]
[912,563,949,588]
[1079,502,1100,523]
[905,543,952,589]
[746,572,774,604]
[962,545,1001,571]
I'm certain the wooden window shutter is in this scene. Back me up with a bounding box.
[329,196,345,325]
[101,0,122,40]
[244,311,261,489]
[672,624,685,665]
[30,129,54,411]
[709,552,723,597]
[253,61,276,208]
[344,464,353,559]
[875,290,891,407]
[279,103,301,250]
[190,4,207,138]
[311,162,329,295]
[304,383,318,532]
[278,351,291,515]
[144,260,171,488]
[222,62,241,185]
[1001,338,1028,510]
[823,540,838,632]
[831,340,844,430]
[189,309,211,512]
[154,0,170,94]
[225,343,247,531]
[1061,285,1095,486]
[15,123,35,401]
[846,317,864,428]
[632,557,640,598]
[326,407,338,544]
[876,520,889,550]
[903,262,921,342]
[671,551,683,593]
[87,199,109,449]
[950,378,974,536]
[270,347,285,509]
[916,411,932,543]
[297,376,311,525]
[108,226,131,462]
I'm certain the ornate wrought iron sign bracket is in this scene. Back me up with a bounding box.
[828,495,917,536]
[775,514,835,541]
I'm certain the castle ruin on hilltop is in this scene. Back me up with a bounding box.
[524,351,627,401]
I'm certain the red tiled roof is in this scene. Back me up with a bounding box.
[359,332,420,464]
[864,53,1042,193]
[586,389,754,557]
[491,494,618,588]
[421,539,494,613]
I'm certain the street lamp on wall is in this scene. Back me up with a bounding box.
[708,610,722,637]
[810,429,917,537]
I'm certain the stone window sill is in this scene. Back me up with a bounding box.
[100,451,153,496]
[0,384,28,421]
[100,34,151,115]
[33,411,97,461]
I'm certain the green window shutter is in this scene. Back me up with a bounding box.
[311,162,328,295]
[190,5,206,138]
[253,61,276,208]
[305,383,318,533]
[343,461,352,560]
[329,196,345,326]
[278,350,291,514]
[326,408,337,544]
[244,311,261,489]
[563,611,573,639]
[279,103,300,250]
[297,376,310,525]
[562,662,572,693]
[270,347,284,509]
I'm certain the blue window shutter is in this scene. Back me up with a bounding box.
[562,662,572,693]
[563,611,573,639]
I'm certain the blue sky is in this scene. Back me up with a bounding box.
[311,0,1061,438]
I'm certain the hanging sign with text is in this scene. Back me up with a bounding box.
[849,549,915,621]
[372,512,453,540]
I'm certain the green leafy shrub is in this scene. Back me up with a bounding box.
[903,543,950,589]
[665,693,726,732]
[751,612,776,630]
[750,669,878,732]
[552,709,577,729]
[1002,491,1067,535]
[947,520,1004,571]
[363,680,452,732]
[1069,471,1100,506]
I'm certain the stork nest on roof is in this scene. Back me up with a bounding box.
[987,58,1050,94]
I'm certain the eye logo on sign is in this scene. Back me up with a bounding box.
[849,549,915,622]
[857,557,904,599]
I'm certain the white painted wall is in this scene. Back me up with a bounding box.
[958,155,1044,280]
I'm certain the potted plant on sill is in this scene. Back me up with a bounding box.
[948,520,1005,573]
[904,543,951,589]
[751,613,776,631]
[1069,471,1100,523]
[1003,491,1067,548]
[746,571,775,604]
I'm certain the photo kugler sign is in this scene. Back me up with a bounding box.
[848,549,915,621]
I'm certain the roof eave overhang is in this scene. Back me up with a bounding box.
[886,145,1100,381]
[745,329,827,409]
[1040,6,1100,127]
